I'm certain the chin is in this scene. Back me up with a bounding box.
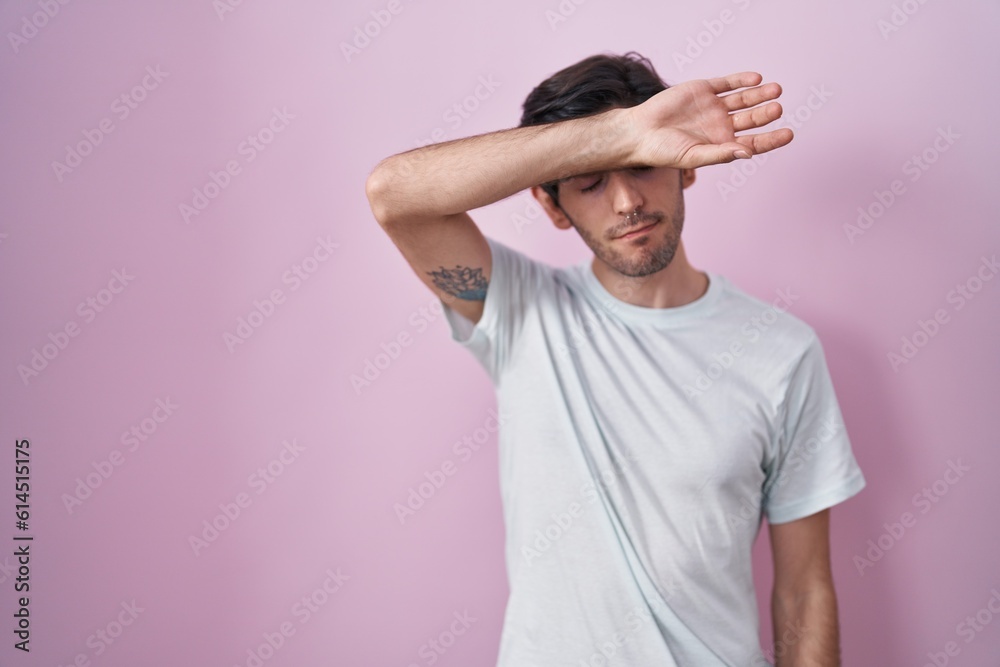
[607,239,678,278]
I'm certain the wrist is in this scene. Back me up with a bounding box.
[570,106,638,174]
[604,106,641,168]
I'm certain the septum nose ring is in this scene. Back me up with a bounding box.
[624,208,641,224]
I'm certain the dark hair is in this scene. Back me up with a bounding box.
[518,51,669,207]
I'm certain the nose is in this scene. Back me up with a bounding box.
[608,171,645,217]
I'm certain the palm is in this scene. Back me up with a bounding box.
[628,72,794,169]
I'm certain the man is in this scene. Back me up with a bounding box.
[366,51,865,667]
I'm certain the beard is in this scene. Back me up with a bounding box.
[564,195,685,279]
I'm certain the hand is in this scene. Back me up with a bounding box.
[624,71,794,169]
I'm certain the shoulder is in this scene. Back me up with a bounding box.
[483,235,561,288]
[713,275,819,353]
[484,235,552,268]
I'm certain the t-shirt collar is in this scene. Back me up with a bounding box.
[578,257,723,326]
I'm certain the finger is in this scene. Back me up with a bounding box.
[683,141,757,168]
[706,71,763,95]
[735,128,795,156]
[730,101,783,132]
[720,82,782,112]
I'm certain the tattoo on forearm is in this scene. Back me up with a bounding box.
[428,265,488,300]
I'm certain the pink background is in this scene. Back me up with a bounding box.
[2,0,998,665]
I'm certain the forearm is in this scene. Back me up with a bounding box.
[771,583,841,666]
[366,108,636,224]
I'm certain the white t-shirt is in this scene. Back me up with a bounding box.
[440,235,866,667]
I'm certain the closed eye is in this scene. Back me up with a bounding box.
[580,166,655,193]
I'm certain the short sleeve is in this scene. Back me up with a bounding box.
[440,236,547,382]
[762,332,867,524]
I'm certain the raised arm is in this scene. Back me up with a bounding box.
[365,70,792,325]
[367,71,790,224]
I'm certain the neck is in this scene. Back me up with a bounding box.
[590,240,708,309]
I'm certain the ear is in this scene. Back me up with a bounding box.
[531,184,573,230]
[680,168,696,189]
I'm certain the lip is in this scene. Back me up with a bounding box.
[616,221,658,240]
